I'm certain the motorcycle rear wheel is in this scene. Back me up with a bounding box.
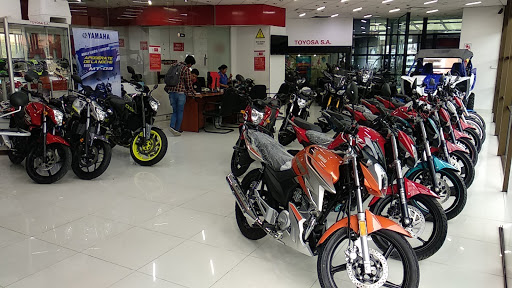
[26,143,71,184]
[317,228,419,288]
[130,127,168,166]
[72,140,112,180]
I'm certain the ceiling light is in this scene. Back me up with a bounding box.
[382,0,393,3]
[389,8,400,13]
[361,26,366,29]
[341,0,349,2]
[361,19,367,23]
[299,13,306,17]
[331,14,339,17]
[317,6,326,11]
[426,9,438,13]
[353,7,363,11]
[364,14,372,18]
[148,0,152,4]
[424,0,438,4]
[466,1,482,5]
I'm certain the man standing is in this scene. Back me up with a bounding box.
[165,55,196,136]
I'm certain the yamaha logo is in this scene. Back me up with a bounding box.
[82,32,111,40]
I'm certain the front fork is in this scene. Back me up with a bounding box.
[419,120,439,193]
[435,112,451,161]
[390,135,411,227]
[43,110,47,163]
[351,152,372,274]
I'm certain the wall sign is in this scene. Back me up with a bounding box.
[149,45,161,72]
[72,28,121,97]
[254,50,266,71]
[140,41,148,50]
[174,42,185,51]
[287,18,353,47]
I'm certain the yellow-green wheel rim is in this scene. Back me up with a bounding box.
[132,130,163,161]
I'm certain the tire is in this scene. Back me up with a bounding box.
[25,143,72,184]
[130,127,168,166]
[449,150,475,188]
[464,128,482,153]
[7,151,25,164]
[235,170,266,240]
[407,168,467,220]
[71,140,112,180]
[466,93,475,110]
[466,114,485,133]
[468,111,486,132]
[457,137,478,165]
[371,194,448,260]
[278,121,296,146]
[231,140,253,177]
[466,118,486,144]
[317,228,419,288]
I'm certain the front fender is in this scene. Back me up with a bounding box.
[318,210,412,246]
[46,133,70,146]
[446,140,468,154]
[89,132,109,146]
[405,156,459,176]
[370,178,439,206]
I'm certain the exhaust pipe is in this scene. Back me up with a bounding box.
[226,173,258,222]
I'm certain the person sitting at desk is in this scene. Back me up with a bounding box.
[191,69,200,93]
[218,64,232,88]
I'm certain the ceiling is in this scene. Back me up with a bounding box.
[69,0,507,18]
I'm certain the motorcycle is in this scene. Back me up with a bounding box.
[0,72,71,184]
[231,95,280,177]
[61,75,112,180]
[100,66,168,166]
[227,127,419,288]
[278,87,315,146]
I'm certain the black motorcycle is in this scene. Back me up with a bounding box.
[60,75,112,180]
[278,87,315,146]
[100,67,168,166]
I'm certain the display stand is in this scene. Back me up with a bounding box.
[0,17,73,101]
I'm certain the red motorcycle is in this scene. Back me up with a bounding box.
[0,84,71,184]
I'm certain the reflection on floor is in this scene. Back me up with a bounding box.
[0,108,507,288]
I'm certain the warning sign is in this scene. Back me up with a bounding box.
[256,29,265,39]
[254,50,266,71]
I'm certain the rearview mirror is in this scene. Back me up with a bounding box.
[127,66,135,75]
[72,75,83,84]
[25,70,39,83]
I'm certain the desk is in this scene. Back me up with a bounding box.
[181,92,223,132]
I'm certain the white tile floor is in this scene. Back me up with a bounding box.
[0,108,507,288]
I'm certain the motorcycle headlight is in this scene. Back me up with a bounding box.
[251,109,264,124]
[297,98,307,109]
[53,110,64,126]
[91,101,107,121]
[149,98,159,112]
[362,74,370,83]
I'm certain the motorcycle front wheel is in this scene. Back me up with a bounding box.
[231,140,253,177]
[317,228,420,288]
[130,127,168,166]
[371,194,448,261]
[26,143,72,184]
[407,168,467,220]
[235,169,267,240]
[71,140,112,180]
[449,150,475,187]
[464,128,482,153]
[456,137,478,165]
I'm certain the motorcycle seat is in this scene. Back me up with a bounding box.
[293,117,322,132]
[306,130,332,145]
[247,130,293,171]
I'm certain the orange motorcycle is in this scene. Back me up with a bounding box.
[226,128,420,287]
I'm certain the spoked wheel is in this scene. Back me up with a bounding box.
[317,228,419,288]
[26,143,72,184]
[71,140,112,180]
[448,150,475,187]
[407,169,467,220]
[371,195,448,260]
[130,127,168,166]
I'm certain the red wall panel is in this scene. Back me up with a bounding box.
[215,5,285,27]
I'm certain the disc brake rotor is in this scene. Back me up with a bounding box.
[449,155,463,173]
[81,146,99,166]
[346,248,389,288]
[436,174,450,204]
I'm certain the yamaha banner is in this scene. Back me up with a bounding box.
[72,28,121,97]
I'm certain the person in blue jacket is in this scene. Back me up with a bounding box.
[218,64,232,88]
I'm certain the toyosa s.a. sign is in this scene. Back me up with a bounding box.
[287,18,353,47]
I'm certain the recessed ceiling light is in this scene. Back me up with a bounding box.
[341,0,349,2]
[389,8,400,13]
[364,14,372,18]
[331,14,339,17]
[361,19,367,23]
[148,0,152,4]
[317,6,326,11]
[426,9,438,13]
[299,13,306,17]
[424,0,438,4]
[382,0,393,3]
[361,26,366,29]
[466,1,482,5]
[353,7,363,11]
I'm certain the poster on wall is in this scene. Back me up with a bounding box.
[140,41,148,50]
[254,50,266,71]
[174,43,184,51]
[149,45,161,72]
[72,28,121,97]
